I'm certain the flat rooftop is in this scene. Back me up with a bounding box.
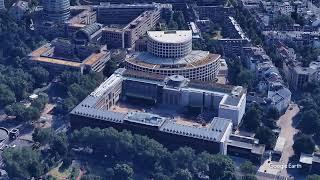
[70,68,244,143]
[125,112,167,127]
[160,117,231,142]
[148,30,192,44]
[31,56,82,67]
[300,153,313,164]
[111,101,215,124]
[72,99,231,143]
[223,96,241,106]
[29,42,108,68]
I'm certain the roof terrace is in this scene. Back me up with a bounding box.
[124,112,167,127]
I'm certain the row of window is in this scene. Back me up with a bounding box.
[125,62,219,81]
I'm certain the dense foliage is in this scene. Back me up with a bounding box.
[3,127,241,179]
[0,13,45,67]
[2,147,44,179]
[293,134,315,155]
[240,104,278,149]
[69,127,237,179]
[55,71,104,114]
[0,12,50,122]
[287,82,320,155]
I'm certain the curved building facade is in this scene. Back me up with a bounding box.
[147,31,192,58]
[125,30,221,82]
[125,52,220,81]
[43,0,70,23]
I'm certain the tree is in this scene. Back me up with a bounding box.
[31,94,49,111]
[240,161,256,175]
[254,126,276,149]
[5,103,40,122]
[68,83,88,101]
[221,171,237,180]
[23,106,40,122]
[173,169,193,180]
[293,134,315,155]
[236,70,256,89]
[242,106,262,132]
[114,164,134,180]
[103,59,118,77]
[208,155,235,180]
[0,84,15,107]
[307,174,320,180]
[70,127,238,179]
[192,151,215,173]
[172,147,196,170]
[265,107,280,120]
[242,174,258,180]
[0,12,45,68]
[4,103,26,119]
[227,59,242,84]
[61,156,72,170]
[50,133,68,157]
[32,128,55,145]
[30,66,49,85]
[2,147,43,178]
[299,110,320,134]
[172,11,187,30]
[56,96,78,114]
[60,71,81,86]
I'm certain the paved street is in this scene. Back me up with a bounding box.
[277,103,300,177]
[258,103,300,179]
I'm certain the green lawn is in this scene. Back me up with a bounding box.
[47,162,80,179]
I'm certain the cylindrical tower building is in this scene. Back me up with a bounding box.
[43,0,70,23]
[147,30,192,58]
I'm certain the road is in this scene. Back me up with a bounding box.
[277,103,299,177]
[258,103,300,179]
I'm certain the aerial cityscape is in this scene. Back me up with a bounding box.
[0,0,320,179]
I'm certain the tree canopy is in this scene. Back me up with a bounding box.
[293,134,315,155]
[2,147,43,179]
[70,127,237,179]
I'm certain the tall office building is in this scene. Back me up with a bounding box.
[43,0,70,23]
[0,0,5,11]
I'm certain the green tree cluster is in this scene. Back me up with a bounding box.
[292,82,320,155]
[4,94,48,122]
[5,103,40,122]
[30,66,50,86]
[103,58,118,77]
[293,134,315,155]
[0,13,45,67]
[32,128,68,157]
[55,71,104,114]
[227,58,257,91]
[241,104,277,149]
[0,66,34,102]
[2,147,43,179]
[70,127,237,179]
[230,0,262,45]
[0,13,50,110]
[307,174,320,180]
[167,11,188,30]
[2,128,71,179]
